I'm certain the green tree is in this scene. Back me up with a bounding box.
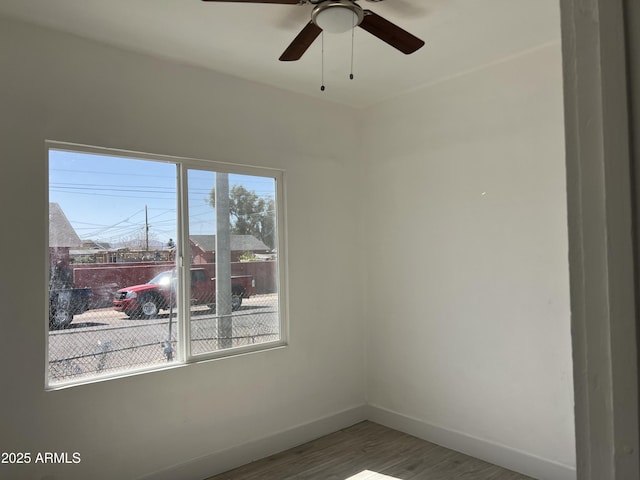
[209,184,275,249]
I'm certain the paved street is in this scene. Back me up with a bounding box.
[48,294,279,383]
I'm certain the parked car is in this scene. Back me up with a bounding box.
[113,268,254,319]
[49,287,93,329]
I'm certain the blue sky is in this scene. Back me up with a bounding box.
[49,149,275,247]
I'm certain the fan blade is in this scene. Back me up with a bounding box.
[201,0,302,4]
[359,10,425,54]
[279,21,322,61]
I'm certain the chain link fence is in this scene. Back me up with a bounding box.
[48,294,279,384]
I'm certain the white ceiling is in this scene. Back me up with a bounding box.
[0,0,561,108]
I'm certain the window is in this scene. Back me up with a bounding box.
[47,142,285,387]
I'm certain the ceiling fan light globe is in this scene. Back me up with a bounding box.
[315,7,358,33]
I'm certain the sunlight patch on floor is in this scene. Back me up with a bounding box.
[345,470,403,480]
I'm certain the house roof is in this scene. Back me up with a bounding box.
[49,203,82,248]
[190,235,270,253]
[82,239,112,250]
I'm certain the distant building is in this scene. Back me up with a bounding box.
[49,203,271,265]
[81,240,112,250]
[189,235,271,263]
[49,202,82,265]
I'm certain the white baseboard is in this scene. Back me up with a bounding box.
[366,404,576,480]
[137,404,368,480]
[138,404,575,480]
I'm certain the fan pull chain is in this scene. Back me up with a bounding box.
[320,32,326,91]
[350,12,355,80]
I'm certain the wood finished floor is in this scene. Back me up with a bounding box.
[206,421,535,480]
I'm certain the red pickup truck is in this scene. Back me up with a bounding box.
[113,268,254,319]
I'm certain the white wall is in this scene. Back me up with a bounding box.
[361,43,575,477]
[0,17,365,480]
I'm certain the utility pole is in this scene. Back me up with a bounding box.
[215,173,232,349]
[145,205,149,252]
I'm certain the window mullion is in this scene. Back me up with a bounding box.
[178,163,192,362]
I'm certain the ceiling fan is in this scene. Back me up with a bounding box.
[201,0,425,61]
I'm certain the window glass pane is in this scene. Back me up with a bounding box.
[187,169,280,355]
[48,150,178,384]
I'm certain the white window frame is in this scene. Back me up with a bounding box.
[46,141,288,389]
